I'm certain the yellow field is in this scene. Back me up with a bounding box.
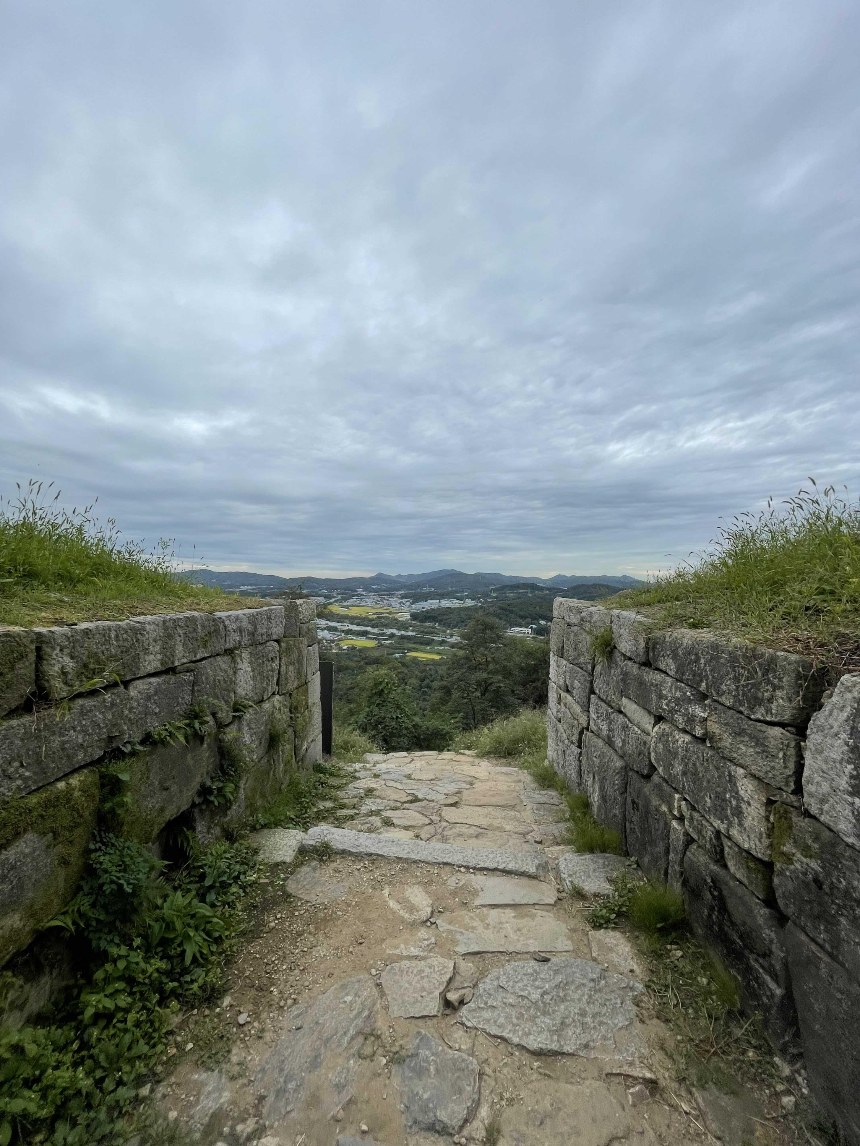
[329,605,401,617]
[406,651,442,660]
[339,638,378,648]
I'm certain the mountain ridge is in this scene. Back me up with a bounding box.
[179,568,645,593]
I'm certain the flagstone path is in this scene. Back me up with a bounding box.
[152,751,777,1146]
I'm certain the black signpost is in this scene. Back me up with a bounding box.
[320,659,333,756]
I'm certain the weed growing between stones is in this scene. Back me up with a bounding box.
[586,872,684,933]
[589,625,615,665]
[253,758,350,832]
[197,733,248,808]
[565,792,624,854]
[0,833,260,1145]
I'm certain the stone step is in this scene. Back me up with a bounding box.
[302,825,549,878]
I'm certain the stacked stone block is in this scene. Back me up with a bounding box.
[548,599,860,1146]
[0,600,321,978]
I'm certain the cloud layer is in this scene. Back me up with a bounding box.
[2,0,858,575]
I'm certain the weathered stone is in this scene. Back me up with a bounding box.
[383,885,433,922]
[255,976,378,1123]
[625,772,674,881]
[683,845,795,1046]
[305,643,319,679]
[588,931,644,978]
[233,642,279,705]
[590,696,652,776]
[441,805,527,833]
[277,636,306,694]
[593,649,624,710]
[176,653,235,725]
[667,819,690,890]
[580,732,628,844]
[35,612,226,698]
[803,674,860,850]
[785,924,860,1146]
[227,695,283,762]
[649,629,825,724]
[497,1080,631,1146]
[124,672,193,741]
[472,876,557,905]
[621,697,657,735]
[381,957,454,1017]
[556,688,588,742]
[567,661,593,712]
[772,805,860,979]
[610,611,655,663]
[120,728,219,843]
[250,828,304,864]
[460,784,520,807]
[185,1070,232,1136]
[620,660,707,737]
[218,606,284,649]
[558,853,629,896]
[652,722,774,859]
[693,1084,766,1146]
[550,617,565,657]
[0,627,35,718]
[302,826,549,878]
[287,860,352,903]
[0,767,99,965]
[436,907,573,953]
[563,622,593,671]
[0,686,127,799]
[301,731,323,769]
[396,1030,480,1135]
[299,620,317,647]
[460,958,644,1058]
[682,801,724,862]
[706,700,802,792]
[386,808,431,828]
[721,835,773,902]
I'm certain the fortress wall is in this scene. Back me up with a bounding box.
[0,600,321,995]
[548,598,860,1146]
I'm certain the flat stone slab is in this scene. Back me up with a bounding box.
[588,931,644,979]
[381,956,454,1017]
[441,805,530,833]
[459,785,522,807]
[396,1030,480,1135]
[250,828,305,864]
[460,958,645,1059]
[302,826,549,878]
[255,976,378,1123]
[383,885,434,922]
[559,853,630,896]
[436,908,574,954]
[385,809,431,828]
[286,860,351,903]
[497,1079,631,1146]
[472,875,558,906]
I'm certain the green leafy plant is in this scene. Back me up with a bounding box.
[586,869,639,928]
[196,733,248,807]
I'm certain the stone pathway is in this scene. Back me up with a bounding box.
[153,751,761,1146]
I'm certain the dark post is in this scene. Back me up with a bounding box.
[320,659,333,756]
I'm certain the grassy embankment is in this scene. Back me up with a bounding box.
[610,482,860,676]
[0,481,264,627]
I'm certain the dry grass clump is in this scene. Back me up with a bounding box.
[617,481,860,675]
[0,480,261,626]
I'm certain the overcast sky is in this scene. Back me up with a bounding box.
[1,2,858,577]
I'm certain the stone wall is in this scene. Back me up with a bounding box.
[548,598,860,1146]
[0,600,321,986]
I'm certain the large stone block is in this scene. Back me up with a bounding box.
[549,618,564,657]
[803,674,860,850]
[553,598,594,624]
[652,722,774,859]
[648,629,825,724]
[620,660,707,737]
[592,649,624,710]
[589,695,653,775]
[706,700,802,792]
[0,687,128,800]
[772,805,860,979]
[176,654,235,725]
[683,844,796,1048]
[35,612,226,699]
[621,696,657,734]
[610,610,655,663]
[0,768,99,966]
[668,818,690,890]
[721,834,773,902]
[0,627,35,718]
[556,687,588,741]
[547,714,581,791]
[278,637,307,694]
[562,623,592,671]
[217,606,284,649]
[306,643,319,680]
[299,621,317,647]
[300,732,323,770]
[785,924,860,1146]
[233,642,279,705]
[125,672,193,742]
[626,772,675,881]
[681,801,724,863]
[580,732,628,844]
[120,726,219,843]
[548,653,565,691]
[227,696,283,763]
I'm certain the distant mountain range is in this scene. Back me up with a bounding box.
[180,568,645,594]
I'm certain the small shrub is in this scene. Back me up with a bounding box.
[628,881,686,934]
[457,708,547,758]
[589,625,614,665]
[332,724,378,763]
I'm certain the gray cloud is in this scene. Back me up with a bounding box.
[1,0,858,576]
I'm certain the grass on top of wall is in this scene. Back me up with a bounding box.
[0,481,266,627]
[611,481,860,676]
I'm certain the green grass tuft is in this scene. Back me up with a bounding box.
[332,724,379,763]
[628,881,686,934]
[589,625,614,665]
[620,480,860,674]
[564,791,623,854]
[0,479,261,626]
[456,707,547,759]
